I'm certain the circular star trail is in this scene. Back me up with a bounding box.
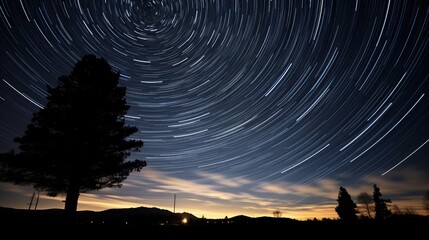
[1,0,429,211]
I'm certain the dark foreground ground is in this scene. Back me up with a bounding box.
[1,207,428,237]
[2,221,429,238]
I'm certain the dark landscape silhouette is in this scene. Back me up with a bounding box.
[0,205,428,238]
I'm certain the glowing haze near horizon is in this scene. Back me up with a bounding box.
[0,0,429,220]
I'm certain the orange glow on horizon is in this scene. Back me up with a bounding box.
[5,194,424,221]
[1,169,427,221]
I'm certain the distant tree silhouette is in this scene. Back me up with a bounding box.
[335,186,358,221]
[273,210,282,218]
[357,192,373,218]
[424,191,429,214]
[373,184,391,220]
[391,204,402,215]
[0,55,146,222]
[392,204,417,216]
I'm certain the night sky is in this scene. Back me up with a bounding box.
[1,0,429,220]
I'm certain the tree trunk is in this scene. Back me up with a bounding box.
[64,182,80,224]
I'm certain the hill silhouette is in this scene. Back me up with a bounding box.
[0,206,197,226]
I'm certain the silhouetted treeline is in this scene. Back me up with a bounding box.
[335,184,427,222]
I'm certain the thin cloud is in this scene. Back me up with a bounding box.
[1,167,427,220]
[196,172,250,188]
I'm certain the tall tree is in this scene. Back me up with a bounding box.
[357,192,373,218]
[335,186,358,221]
[373,184,391,220]
[0,55,146,222]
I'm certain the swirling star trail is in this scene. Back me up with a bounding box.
[1,0,428,219]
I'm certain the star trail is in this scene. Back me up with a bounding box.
[1,0,429,219]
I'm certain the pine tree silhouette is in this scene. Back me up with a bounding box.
[0,55,146,222]
[335,186,358,221]
[373,184,391,220]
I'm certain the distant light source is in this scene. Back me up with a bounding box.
[182,218,188,224]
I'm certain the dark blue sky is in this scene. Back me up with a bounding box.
[0,0,428,219]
